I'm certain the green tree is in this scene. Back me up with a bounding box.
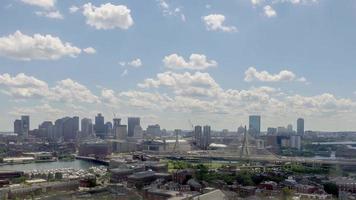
[323,182,339,197]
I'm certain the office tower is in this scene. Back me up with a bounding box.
[194,125,202,147]
[249,115,261,136]
[287,124,293,132]
[39,121,54,140]
[133,125,143,139]
[62,117,79,142]
[54,118,65,140]
[146,124,161,136]
[297,118,304,136]
[14,119,22,134]
[105,122,113,136]
[81,118,93,139]
[128,117,140,137]
[277,126,287,134]
[267,127,277,135]
[290,135,301,150]
[21,115,30,138]
[202,125,211,150]
[94,113,105,138]
[115,125,127,140]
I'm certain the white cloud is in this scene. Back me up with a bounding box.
[69,5,79,13]
[163,53,217,70]
[157,0,185,22]
[0,31,81,61]
[51,79,99,104]
[21,0,56,9]
[244,67,306,82]
[0,73,99,104]
[0,73,50,98]
[101,88,120,104]
[119,58,143,68]
[35,10,63,19]
[138,71,221,98]
[251,0,264,5]
[287,93,354,114]
[83,47,96,54]
[274,0,319,5]
[264,5,277,18]
[128,58,142,68]
[10,104,63,116]
[202,14,237,32]
[82,3,134,30]
[2,72,355,130]
[121,69,128,77]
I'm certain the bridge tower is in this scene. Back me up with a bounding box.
[172,129,180,153]
[240,126,250,158]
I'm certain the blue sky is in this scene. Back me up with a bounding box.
[1,0,356,131]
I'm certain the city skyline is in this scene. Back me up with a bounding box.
[1,0,356,131]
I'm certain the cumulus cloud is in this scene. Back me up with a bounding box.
[0,73,99,104]
[0,31,81,61]
[138,71,221,97]
[0,73,50,98]
[202,14,237,32]
[35,10,63,19]
[287,93,354,115]
[2,72,355,130]
[82,3,134,30]
[10,104,63,116]
[21,0,56,9]
[163,53,217,70]
[83,47,96,54]
[51,79,100,103]
[244,67,306,82]
[264,5,277,18]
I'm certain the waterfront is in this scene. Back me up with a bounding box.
[0,159,102,172]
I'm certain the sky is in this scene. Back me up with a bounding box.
[1,0,356,132]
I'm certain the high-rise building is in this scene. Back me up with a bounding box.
[287,124,293,132]
[146,124,161,136]
[133,125,143,139]
[21,115,30,138]
[62,117,79,142]
[39,121,54,140]
[13,116,30,138]
[249,115,261,136]
[14,119,22,135]
[105,122,113,136]
[94,113,105,138]
[115,125,127,140]
[297,118,304,136]
[81,118,93,139]
[194,125,202,147]
[128,117,140,137]
[267,127,277,135]
[202,125,211,150]
[290,135,301,150]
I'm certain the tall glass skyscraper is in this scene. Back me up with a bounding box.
[297,118,304,136]
[249,115,261,135]
[128,117,140,137]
